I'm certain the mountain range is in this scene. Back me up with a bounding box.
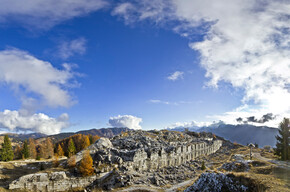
[1,124,279,147]
[0,127,130,143]
[170,124,278,147]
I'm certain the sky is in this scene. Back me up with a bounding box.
[0,0,289,134]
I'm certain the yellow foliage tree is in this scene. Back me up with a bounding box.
[53,155,59,167]
[57,144,64,157]
[29,138,37,159]
[81,135,90,149]
[78,150,94,176]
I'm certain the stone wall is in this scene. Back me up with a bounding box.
[128,140,222,171]
[9,172,97,192]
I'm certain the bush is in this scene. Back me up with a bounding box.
[68,155,76,168]
[201,161,206,170]
[40,163,45,171]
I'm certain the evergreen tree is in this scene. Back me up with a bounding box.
[275,118,290,160]
[57,144,64,157]
[254,143,259,148]
[68,138,76,157]
[0,135,14,161]
[89,135,94,145]
[22,140,30,159]
[29,138,37,159]
[78,150,94,176]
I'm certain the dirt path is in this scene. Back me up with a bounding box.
[116,176,197,192]
[164,177,196,192]
[253,153,290,169]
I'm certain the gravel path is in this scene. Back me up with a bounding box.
[253,153,290,169]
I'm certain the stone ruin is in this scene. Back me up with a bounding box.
[9,130,223,191]
[76,130,222,172]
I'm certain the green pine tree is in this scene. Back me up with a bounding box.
[68,138,76,157]
[22,140,30,159]
[275,118,290,160]
[0,135,14,161]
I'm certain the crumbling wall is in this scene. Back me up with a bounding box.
[9,172,97,192]
[131,140,222,171]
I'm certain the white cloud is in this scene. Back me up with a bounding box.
[0,110,69,135]
[149,99,171,105]
[0,0,108,28]
[112,1,170,24]
[108,115,142,130]
[113,0,290,127]
[166,120,210,130]
[167,71,184,81]
[148,99,192,105]
[58,38,87,60]
[166,120,224,130]
[0,48,77,108]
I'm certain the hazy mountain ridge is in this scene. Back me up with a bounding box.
[170,124,278,147]
[0,127,131,142]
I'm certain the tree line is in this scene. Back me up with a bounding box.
[0,134,100,161]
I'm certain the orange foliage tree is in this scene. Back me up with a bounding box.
[57,144,64,157]
[14,144,22,160]
[54,134,100,157]
[29,138,37,159]
[44,138,54,159]
[78,150,94,176]
[81,135,90,149]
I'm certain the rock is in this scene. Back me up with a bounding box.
[185,172,248,192]
[9,171,97,192]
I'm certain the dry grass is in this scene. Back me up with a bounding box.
[260,150,278,160]
[233,172,289,192]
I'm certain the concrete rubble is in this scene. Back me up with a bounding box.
[9,130,223,191]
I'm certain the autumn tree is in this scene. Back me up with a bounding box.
[89,135,94,145]
[67,155,76,168]
[0,135,14,161]
[29,138,37,159]
[88,135,100,144]
[14,144,22,160]
[53,155,60,167]
[37,144,45,160]
[81,135,90,149]
[57,144,64,157]
[78,150,94,176]
[275,118,290,160]
[44,138,54,159]
[68,138,76,157]
[22,140,29,159]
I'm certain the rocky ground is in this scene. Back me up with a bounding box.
[0,130,289,192]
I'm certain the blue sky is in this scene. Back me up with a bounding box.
[0,0,289,134]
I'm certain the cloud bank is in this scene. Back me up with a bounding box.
[166,120,226,130]
[113,0,290,126]
[0,49,78,134]
[0,110,69,135]
[0,0,108,28]
[0,49,77,108]
[108,115,142,130]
